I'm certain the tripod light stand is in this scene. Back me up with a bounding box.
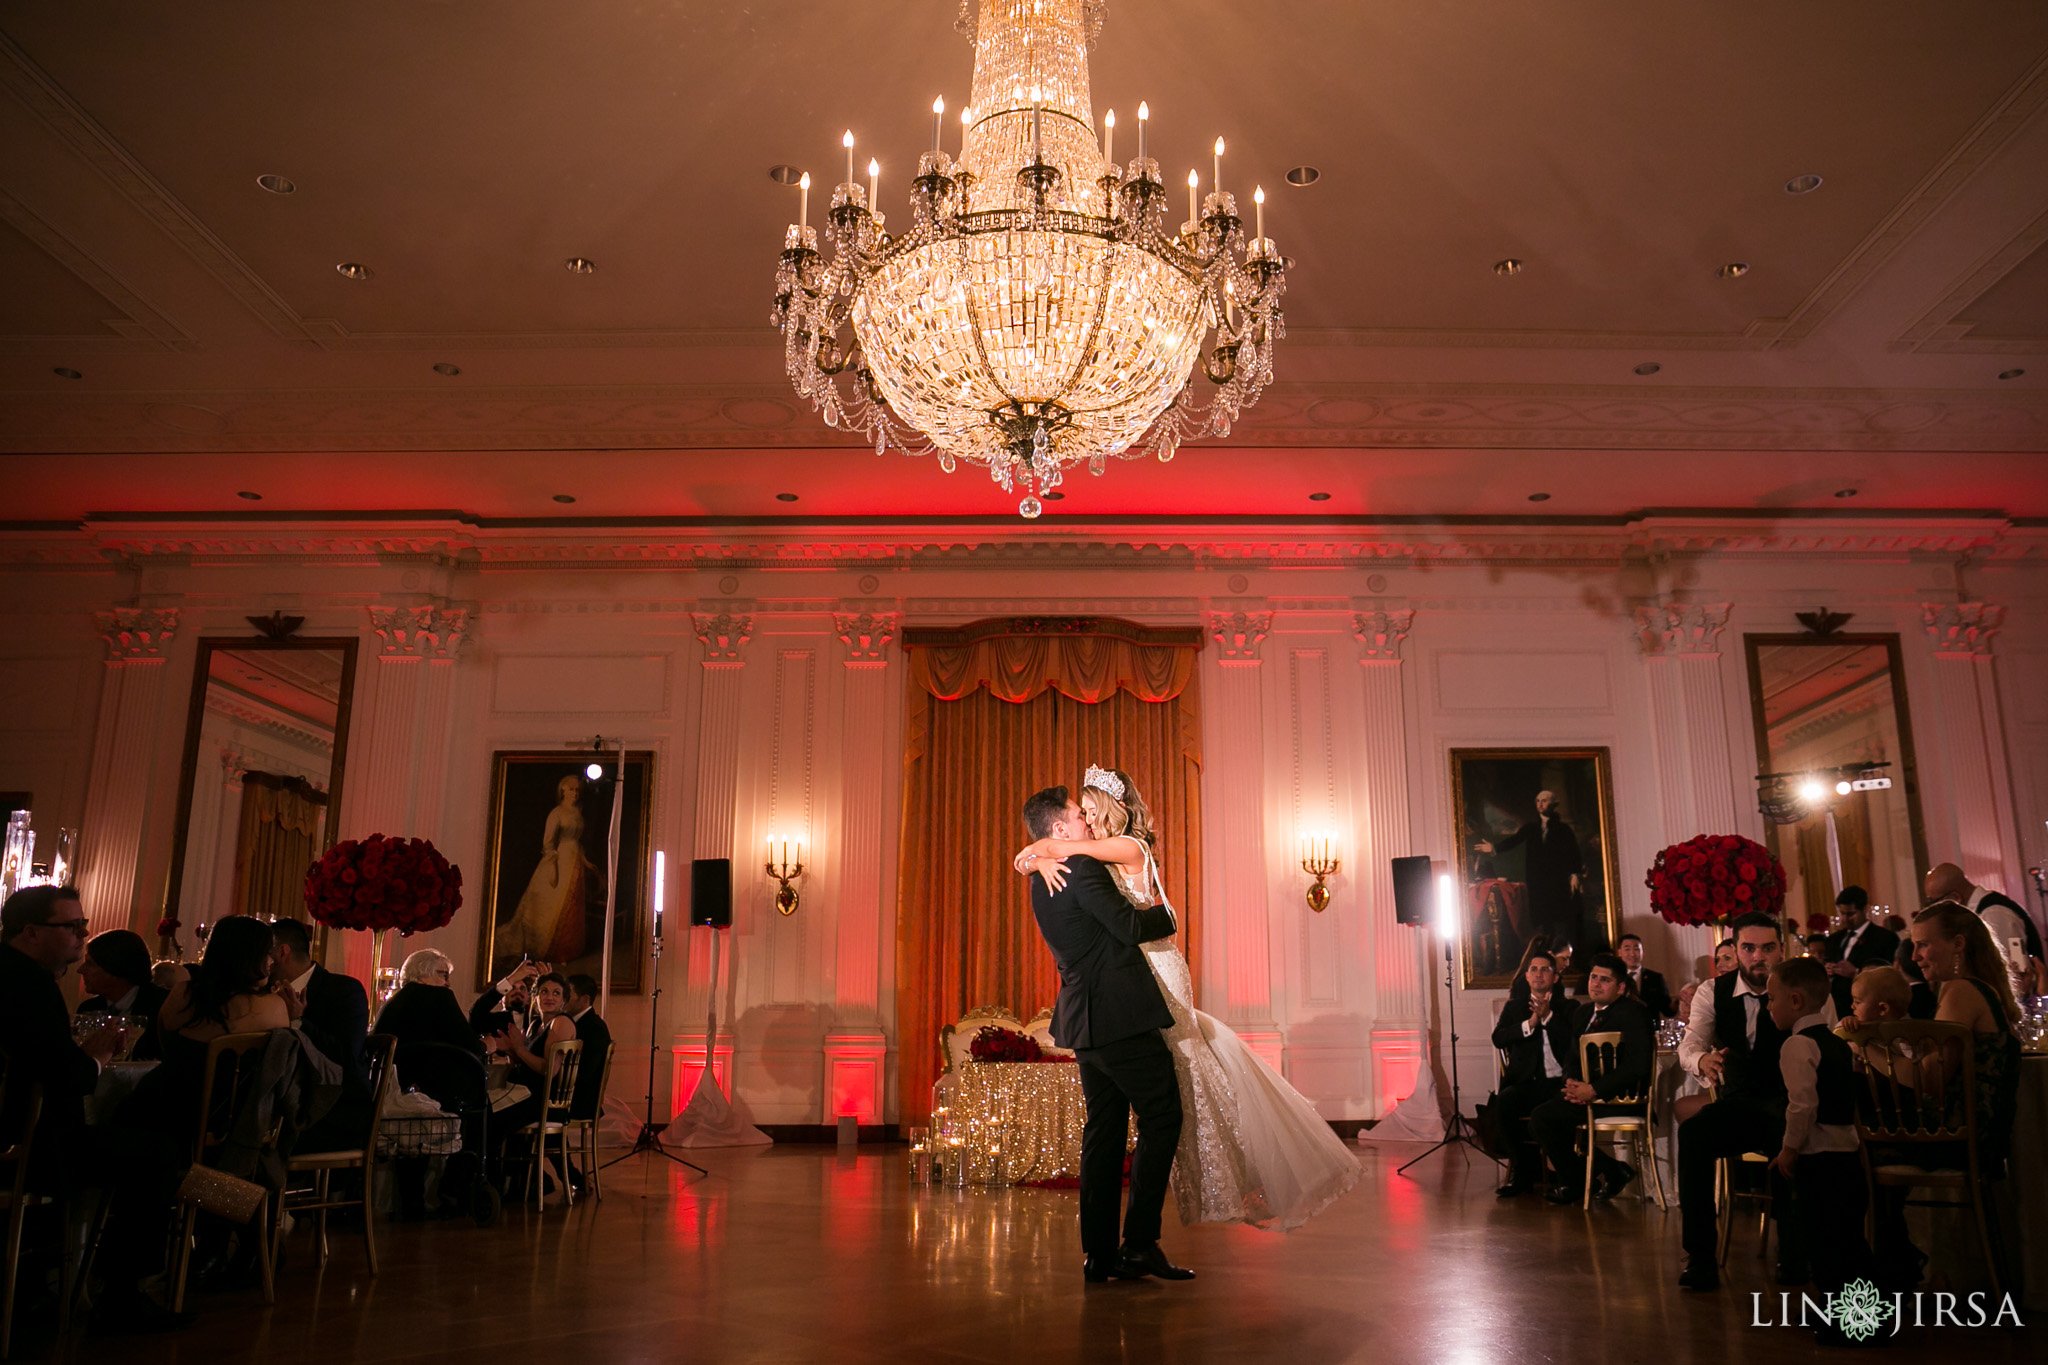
[601,850,707,1176]
[1398,871,1502,1176]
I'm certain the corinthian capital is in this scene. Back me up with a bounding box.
[94,607,180,660]
[1921,602,2002,655]
[693,612,753,663]
[1208,610,1272,663]
[369,605,469,658]
[1353,609,1415,662]
[1634,602,1732,656]
[834,611,898,665]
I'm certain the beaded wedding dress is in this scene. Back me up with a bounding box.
[1109,839,1361,1230]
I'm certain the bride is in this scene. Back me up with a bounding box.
[1014,765,1360,1231]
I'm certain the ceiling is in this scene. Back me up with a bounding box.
[2,0,2046,523]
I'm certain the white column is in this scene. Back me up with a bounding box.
[340,605,467,986]
[1921,604,2018,892]
[1206,610,1279,1066]
[1354,610,1426,1114]
[77,609,179,935]
[1632,602,1734,971]
[675,611,751,1107]
[824,611,897,1122]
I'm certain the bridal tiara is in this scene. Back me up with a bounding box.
[1082,765,1126,802]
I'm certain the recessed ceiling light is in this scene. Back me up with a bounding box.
[565,257,596,275]
[432,362,461,376]
[1833,488,1859,498]
[335,262,371,280]
[1527,492,1552,502]
[1284,166,1320,187]
[1633,362,1662,376]
[1998,368,2025,380]
[1717,262,1750,279]
[52,366,81,380]
[1493,258,1524,277]
[768,165,803,185]
[1785,174,1823,195]
[237,490,263,501]
[1041,490,1064,501]
[776,492,800,502]
[1308,491,1332,502]
[552,494,577,504]
[256,174,295,195]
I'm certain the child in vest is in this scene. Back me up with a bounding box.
[1767,957,1878,1343]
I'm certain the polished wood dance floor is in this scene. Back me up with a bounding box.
[67,1142,2036,1363]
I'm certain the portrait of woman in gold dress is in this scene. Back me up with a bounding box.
[481,751,656,992]
[502,772,593,964]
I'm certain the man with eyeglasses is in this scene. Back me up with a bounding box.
[0,885,189,1332]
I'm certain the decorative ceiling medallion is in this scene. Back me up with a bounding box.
[771,0,1289,517]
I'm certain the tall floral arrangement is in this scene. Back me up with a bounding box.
[1644,833,1785,928]
[304,833,462,935]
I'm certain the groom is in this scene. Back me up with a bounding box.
[1021,785,1194,1284]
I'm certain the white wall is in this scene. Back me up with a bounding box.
[4,513,2043,1123]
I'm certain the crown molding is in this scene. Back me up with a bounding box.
[1891,203,2048,355]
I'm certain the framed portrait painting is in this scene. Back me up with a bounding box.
[1449,747,1621,989]
[478,750,653,993]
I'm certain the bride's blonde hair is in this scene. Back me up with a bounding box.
[1079,767,1156,847]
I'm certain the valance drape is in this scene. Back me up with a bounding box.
[897,618,1203,1122]
[232,771,327,923]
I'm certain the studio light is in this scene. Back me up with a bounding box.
[1436,872,1458,940]
[585,762,604,780]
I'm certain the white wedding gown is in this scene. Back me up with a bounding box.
[1110,841,1361,1231]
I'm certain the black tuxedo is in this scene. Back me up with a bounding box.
[1628,966,1676,1019]
[470,985,525,1039]
[1489,991,1578,1187]
[1029,855,1180,1258]
[569,1009,613,1120]
[1824,922,1901,1018]
[1489,813,1585,941]
[1677,972,1792,1268]
[294,964,372,1152]
[1528,995,1654,1193]
[76,980,170,1061]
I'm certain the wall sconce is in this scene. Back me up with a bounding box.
[766,838,805,916]
[1300,833,1340,913]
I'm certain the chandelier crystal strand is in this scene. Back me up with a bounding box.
[771,0,1287,517]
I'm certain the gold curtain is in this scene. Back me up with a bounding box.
[896,620,1202,1121]
[232,772,327,923]
[1795,795,1873,929]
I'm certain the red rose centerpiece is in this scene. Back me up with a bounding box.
[1644,833,1785,927]
[968,1025,1046,1064]
[305,833,462,935]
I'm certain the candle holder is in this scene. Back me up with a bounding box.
[765,839,806,916]
[1300,835,1340,913]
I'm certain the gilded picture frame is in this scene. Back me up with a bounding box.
[477,749,653,994]
[1449,746,1622,989]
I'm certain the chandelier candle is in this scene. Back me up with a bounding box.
[771,0,1288,517]
[1102,108,1114,164]
[798,171,809,230]
[868,158,880,217]
[1187,169,1199,228]
[1255,185,1265,244]
[844,130,855,188]
[1213,137,1224,199]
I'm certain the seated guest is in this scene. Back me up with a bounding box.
[1908,902,2022,1174]
[1822,885,1900,1021]
[1674,912,1820,1291]
[76,928,168,1060]
[1615,933,1675,1018]
[128,917,293,1137]
[1845,964,1913,1029]
[268,918,370,1153]
[1489,948,1578,1198]
[1675,937,1738,1023]
[471,958,544,1036]
[0,886,185,1332]
[1764,957,1877,1342]
[1923,862,2044,1002]
[375,950,486,1219]
[563,973,612,1120]
[489,972,577,1194]
[1528,953,1653,1204]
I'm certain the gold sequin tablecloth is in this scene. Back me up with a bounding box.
[941,1061,1092,1185]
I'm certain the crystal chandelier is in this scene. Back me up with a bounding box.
[771,0,1288,518]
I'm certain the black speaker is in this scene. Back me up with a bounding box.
[1391,855,1435,926]
[690,857,733,928]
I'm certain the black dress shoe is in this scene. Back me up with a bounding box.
[1083,1253,1151,1283]
[1543,1184,1583,1205]
[1592,1161,1636,1203]
[1122,1242,1195,1280]
[1495,1181,1531,1199]
[1678,1264,1720,1292]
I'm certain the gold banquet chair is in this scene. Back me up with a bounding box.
[563,1040,614,1203]
[514,1039,583,1210]
[938,1005,1022,1075]
[271,1033,396,1279]
[1848,1019,2003,1293]
[171,1032,279,1313]
[1022,1007,1071,1058]
[0,1058,44,1360]
[1576,1031,1666,1210]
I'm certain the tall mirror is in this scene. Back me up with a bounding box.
[1745,634,1929,930]
[163,638,358,937]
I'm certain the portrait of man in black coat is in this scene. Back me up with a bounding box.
[1476,789,1586,944]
